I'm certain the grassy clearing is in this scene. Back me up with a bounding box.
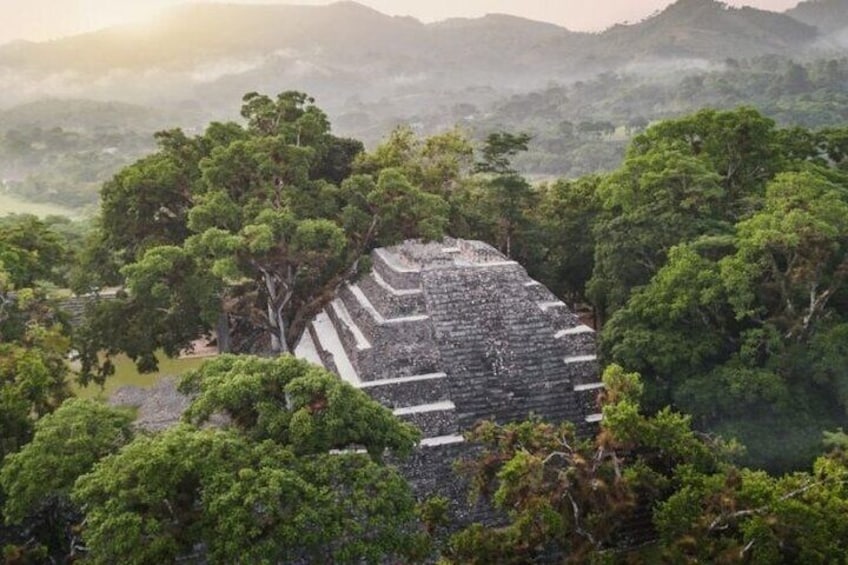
[73,352,211,400]
[0,192,82,219]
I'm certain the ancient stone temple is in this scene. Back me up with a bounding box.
[294,238,601,492]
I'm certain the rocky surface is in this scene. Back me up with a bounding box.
[109,377,190,432]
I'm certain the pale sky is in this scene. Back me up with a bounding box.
[0,0,803,44]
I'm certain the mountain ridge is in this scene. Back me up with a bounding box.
[0,0,825,72]
[786,0,848,35]
[0,0,842,118]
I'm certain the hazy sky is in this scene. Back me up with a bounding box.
[0,0,804,44]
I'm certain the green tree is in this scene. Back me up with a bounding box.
[85,92,449,367]
[628,107,781,214]
[0,268,72,463]
[178,354,420,459]
[588,149,725,317]
[655,452,848,563]
[0,215,68,288]
[98,128,213,266]
[0,400,134,561]
[602,168,848,471]
[531,175,602,307]
[721,170,848,343]
[470,132,535,258]
[72,355,424,563]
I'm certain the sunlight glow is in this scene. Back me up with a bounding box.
[0,0,807,45]
[79,0,172,30]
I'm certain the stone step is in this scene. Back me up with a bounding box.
[359,372,450,409]
[555,326,597,357]
[293,328,324,367]
[394,400,455,416]
[574,381,604,417]
[309,309,361,386]
[329,298,371,351]
[355,271,427,318]
[371,247,421,291]
[336,284,440,379]
[563,354,597,364]
[537,299,581,328]
[573,381,605,392]
[523,279,557,302]
[394,401,458,438]
[349,283,430,326]
[372,270,422,297]
[561,352,600,393]
[419,434,464,447]
[338,284,432,344]
[555,324,594,338]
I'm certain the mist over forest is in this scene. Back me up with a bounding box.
[1,0,848,210]
[3,0,848,562]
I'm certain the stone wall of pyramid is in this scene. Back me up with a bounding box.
[294,237,601,498]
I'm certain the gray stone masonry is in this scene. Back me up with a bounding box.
[58,288,120,326]
[295,238,602,507]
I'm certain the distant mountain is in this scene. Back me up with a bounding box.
[0,2,424,73]
[0,0,842,130]
[0,1,826,72]
[787,0,848,35]
[597,0,817,61]
[0,1,821,74]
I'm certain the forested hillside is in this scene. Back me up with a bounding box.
[2,0,848,212]
[788,0,848,34]
[3,55,848,210]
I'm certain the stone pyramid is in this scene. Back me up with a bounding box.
[295,238,602,451]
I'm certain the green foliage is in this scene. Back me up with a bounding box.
[530,176,602,305]
[475,132,531,175]
[73,244,220,382]
[589,147,728,316]
[90,91,450,368]
[366,168,450,244]
[602,244,731,403]
[0,275,72,462]
[0,339,71,462]
[1,399,133,523]
[70,354,423,563]
[98,128,208,263]
[73,426,421,564]
[0,215,69,288]
[179,354,420,458]
[445,365,727,564]
[655,453,848,563]
[720,170,848,340]
[600,138,848,471]
[447,131,538,260]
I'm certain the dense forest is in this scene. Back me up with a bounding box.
[1,89,848,562]
[3,56,848,211]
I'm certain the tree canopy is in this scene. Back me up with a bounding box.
[2,355,425,563]
[83,91,450,372]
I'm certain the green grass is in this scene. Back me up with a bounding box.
[0,192,81,219]
[73,352,211,400]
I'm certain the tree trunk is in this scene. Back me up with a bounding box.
[262,269,289,355]
[216,310,230,353]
